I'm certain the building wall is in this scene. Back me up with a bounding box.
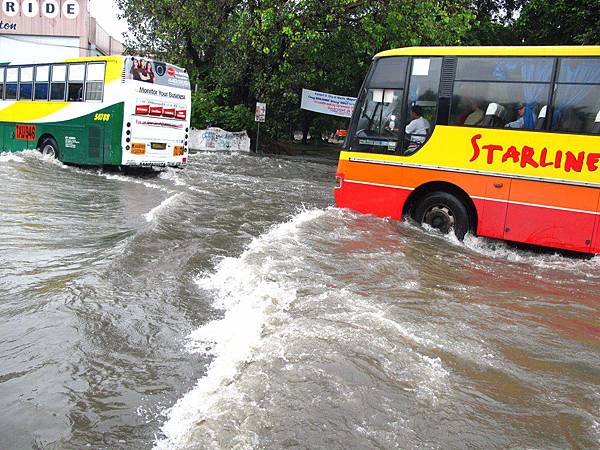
[0,0,123,64]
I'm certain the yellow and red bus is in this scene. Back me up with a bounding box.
[335,46,600,253]
[0,55,191,167]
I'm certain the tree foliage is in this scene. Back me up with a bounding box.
[116,0,475,140]
[115,0,598,142]
[515,0,600,45]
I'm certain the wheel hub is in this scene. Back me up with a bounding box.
[42,145,55,157]
[423,205,455,234]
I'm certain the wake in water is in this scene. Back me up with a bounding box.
[155,205,600,449]
[155,208,325,450]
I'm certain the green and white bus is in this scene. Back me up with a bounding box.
[0,55,191,167]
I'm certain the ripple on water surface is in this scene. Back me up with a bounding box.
[0,151,599,449]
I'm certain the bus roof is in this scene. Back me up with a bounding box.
[375,46,600,59]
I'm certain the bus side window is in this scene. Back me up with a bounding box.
[19,67,34,101]
[50,65,66,101]
[34,65,50,101]
[0,67,4,100]
[67,64,85,102]
[451,57,553,131]
[551,57,600,134]
[5,67,18,100]
[85,63,105,101]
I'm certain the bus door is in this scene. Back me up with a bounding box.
[399,57,443,155]
[503,181,599,252]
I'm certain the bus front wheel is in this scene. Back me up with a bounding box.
[39,137,59,159]
[412,191,470,240]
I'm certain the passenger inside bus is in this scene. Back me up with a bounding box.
[463,98,485,126]
[505,103,526,128]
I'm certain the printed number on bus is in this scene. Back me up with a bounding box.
[94,113,111,122]
[16,124,36,141]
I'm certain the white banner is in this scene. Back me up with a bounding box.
[189,127,251,152]
[300,88,356,118]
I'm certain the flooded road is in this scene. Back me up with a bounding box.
[0,150,599,449]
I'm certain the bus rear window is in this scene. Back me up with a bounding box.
[85,63,105,101]
[19,67,33,101]
[35,65,49,101]
[0,68,4,99]
[5,68,18,100]
[67,64,85,102]
[50,65,66,101]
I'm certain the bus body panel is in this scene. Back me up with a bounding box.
[336,126,600,253]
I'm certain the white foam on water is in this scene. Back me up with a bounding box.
[412,221,600,273]
[0,152,25,163]
[145,193,184,223]
[101,173,173,193]
[153,208,326,450]
[160,168,188,186]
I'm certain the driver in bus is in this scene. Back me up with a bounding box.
[405,105,430,143]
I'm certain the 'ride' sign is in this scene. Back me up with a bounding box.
[1,0,80,19]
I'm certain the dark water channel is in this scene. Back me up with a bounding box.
[0,150,599,449]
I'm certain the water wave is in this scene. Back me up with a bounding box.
[145,193,184,223]
[154,209,326,450]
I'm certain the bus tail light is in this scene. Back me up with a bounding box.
[135,105,149,115]
[174,146,185,156]
[335,175,343,189]
[131,143,146,154]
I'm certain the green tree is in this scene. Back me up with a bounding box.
[515,0,600,45]
[116,0,475,144]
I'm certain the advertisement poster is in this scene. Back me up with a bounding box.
[300,89,356,118]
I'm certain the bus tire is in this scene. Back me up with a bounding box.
[412,191,470,240]
[39,137,59,159]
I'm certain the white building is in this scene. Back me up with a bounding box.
[0,0,124,64]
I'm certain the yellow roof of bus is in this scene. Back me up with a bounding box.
[375,46,600,58]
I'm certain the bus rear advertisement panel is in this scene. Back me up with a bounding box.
[0,55,192,168]
[336,46,600,254]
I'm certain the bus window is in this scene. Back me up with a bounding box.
[552,57,600,134]
[85,63,105,101]
[0,67,4,100]
[350,56,407,153]
[34,65,50,101]
[404,57,442,153]
[67,64,85,102]
[5,67,18,100]
[50,65,66,101]
[451,57,553,130]
[19,67,33,101]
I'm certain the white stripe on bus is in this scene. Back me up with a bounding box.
[343,179,600,216]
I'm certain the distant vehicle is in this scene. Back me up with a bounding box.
[334,129,348,140]
[335,46,600,253]
[0,55,191,168]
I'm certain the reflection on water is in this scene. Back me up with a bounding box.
[0,151,599,449]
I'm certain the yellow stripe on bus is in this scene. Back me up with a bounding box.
[376,46,600,58]
[63,55,124,84]
[0,102,69,122]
